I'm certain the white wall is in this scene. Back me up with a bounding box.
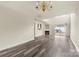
[0,4,34,51]
[70,12,79,52]
[35,20,45,37]
[49,25,55,36]
[70,13,78,50]
[70,2,79,52]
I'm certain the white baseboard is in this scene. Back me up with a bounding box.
[70,38,79,52]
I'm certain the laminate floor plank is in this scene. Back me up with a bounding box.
[40,35,79,57]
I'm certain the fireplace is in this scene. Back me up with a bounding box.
[45,31,49,35]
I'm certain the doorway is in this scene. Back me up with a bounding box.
[55,24,66,36]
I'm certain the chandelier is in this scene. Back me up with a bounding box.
[35,1,53,12]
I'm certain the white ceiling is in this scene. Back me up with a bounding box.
[43,14,70,25]
[36,1,77,19]
[0,1,78,25]
[0,1,77,17]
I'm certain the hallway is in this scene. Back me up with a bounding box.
[42,35,79,57]
[0,1,79,57]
